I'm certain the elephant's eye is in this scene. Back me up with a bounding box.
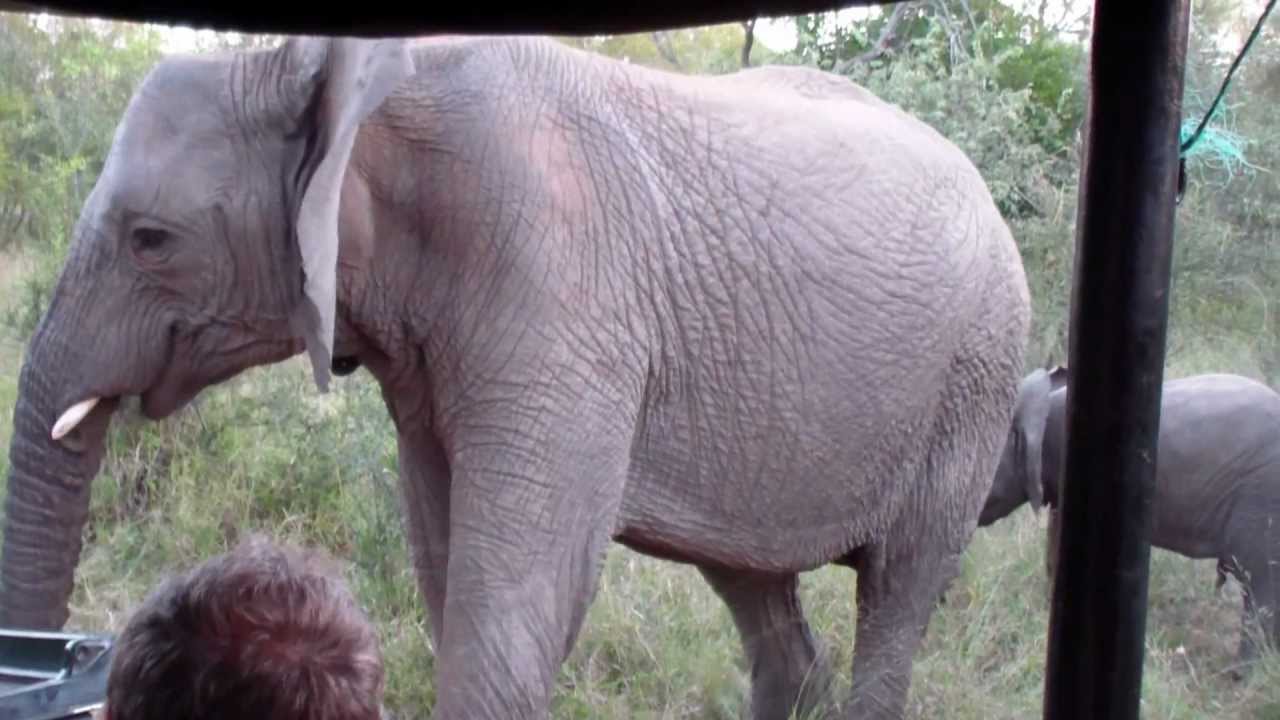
[131,227,170,253]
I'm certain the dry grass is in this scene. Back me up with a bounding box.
[0,253,22,292]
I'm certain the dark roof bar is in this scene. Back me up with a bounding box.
[0,0,896,36]
[1045,1,1188,718]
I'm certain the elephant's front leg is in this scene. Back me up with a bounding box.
[1046,506,1062,583]
[428,403,634,720]
[396,431,452,645]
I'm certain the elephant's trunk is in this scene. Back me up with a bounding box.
[1,314,116,629]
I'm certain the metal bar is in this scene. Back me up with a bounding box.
[1044,0,1191,718]
[0,0,901,36]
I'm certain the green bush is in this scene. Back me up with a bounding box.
[832,30,1079,368]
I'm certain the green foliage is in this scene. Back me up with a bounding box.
[557,23,779,74]
[822,28,1078,366]
[790,10,878,70]
[0,15,162,248]
[1156,1,1280,384]
[0,13,162,339]
[790,3,1086,153]
[993,33,1085,151]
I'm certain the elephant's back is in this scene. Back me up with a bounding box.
[405,35,1021,289]
[1151,374,1280,557]
[676,56,1027,314]
[1161,374,1280,445]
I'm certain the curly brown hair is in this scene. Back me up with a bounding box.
[103,535,384,720]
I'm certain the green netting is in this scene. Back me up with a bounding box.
[1178,0,1277,169]
[1179,117,1256,176]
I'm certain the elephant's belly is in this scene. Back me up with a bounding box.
[1149,503,1230,560]
[611,225,1012,571]
[1147,470,1257,561]
[616,387,940,573]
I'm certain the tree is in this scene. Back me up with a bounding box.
[558,22,779,75]
[0,14,162,334]
[0,14,162,254]
[741,18,756,67]
[791,1,1086,152]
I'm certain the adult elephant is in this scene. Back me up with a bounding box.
[2,35,1030,719]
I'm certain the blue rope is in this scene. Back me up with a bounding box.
[1180,0,1279,157]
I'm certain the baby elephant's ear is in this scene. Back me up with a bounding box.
[1015,369,1054,512]
[1047,364,1070,393]
[282,36,414,392]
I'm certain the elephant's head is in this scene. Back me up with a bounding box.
[977,365,1067,526]
[1,37,414,629]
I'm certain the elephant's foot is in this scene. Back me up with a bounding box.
[744,649,837,720]
[699,568,837,720]
[1227,661,1253,683]
[1228,633,1259,683]
[1230,589,1277,682]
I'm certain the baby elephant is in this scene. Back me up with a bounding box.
[979,367,1280,674]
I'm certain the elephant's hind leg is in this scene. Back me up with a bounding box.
[1224,511,1280,679]
[700,567,835,720]
[1233,557,1279,678]
[845,344,1016,718]
[843,540,957,720]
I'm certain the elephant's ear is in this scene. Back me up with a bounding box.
[282,36,414,391]
[1015,368,1054,512]
[1048,364,1070,393]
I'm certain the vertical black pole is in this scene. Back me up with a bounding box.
[1044,1,1191,719]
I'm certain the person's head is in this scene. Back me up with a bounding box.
[102,535,384,720]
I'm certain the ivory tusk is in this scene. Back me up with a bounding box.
[52,397,100,441]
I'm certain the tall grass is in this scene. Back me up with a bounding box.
[1,248,1276,718]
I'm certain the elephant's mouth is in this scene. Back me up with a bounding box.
[138,327,189,420]
[139,368,192,420]
[52,329,188,431]
[55,327,305,438]
[141,331,304,419]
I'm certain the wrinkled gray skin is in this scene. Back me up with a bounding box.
[980,369,1280,674]
[3,36,1030,719]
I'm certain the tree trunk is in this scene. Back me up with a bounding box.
[1046,507,1062,584]
[834,1,915,74]
[650,31,682,70]
[741,18,756,68]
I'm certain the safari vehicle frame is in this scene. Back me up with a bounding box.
[0,629,111,720]
[0,1,1190,718]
